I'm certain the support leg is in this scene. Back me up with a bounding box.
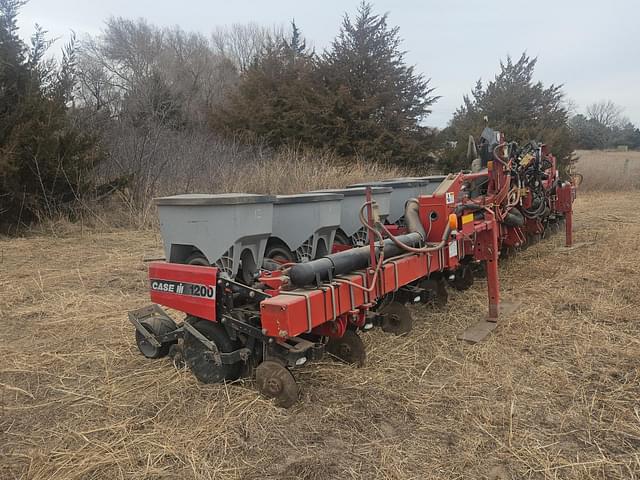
[458,222,506,343]
[565,210,573,247]
[486,225,500,321]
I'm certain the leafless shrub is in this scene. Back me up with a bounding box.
[97,121,401,227]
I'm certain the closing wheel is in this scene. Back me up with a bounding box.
[183,318,241,383]
[449,265,474,291]
[135,317,177,359]
[326,330,366,367]
[380,301,413,335]
[255,360,299,408]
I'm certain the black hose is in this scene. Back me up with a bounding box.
[288,233,423,287]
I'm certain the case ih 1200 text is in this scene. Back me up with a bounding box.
[129,128,576,407]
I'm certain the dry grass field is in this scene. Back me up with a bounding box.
[575,149,640,191]
[1,190,640,479]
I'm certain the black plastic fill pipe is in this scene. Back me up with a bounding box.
[288,232,423,287]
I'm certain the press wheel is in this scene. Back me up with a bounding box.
[379,301,413,335]
[135,317,177,359]
[255,360,299,408]
[326,330,366,367]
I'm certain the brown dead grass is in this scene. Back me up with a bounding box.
[575,149,640,191]
[100,152,404,230]
[1,192,639,479]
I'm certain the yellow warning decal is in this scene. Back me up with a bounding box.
[462,213,474,225]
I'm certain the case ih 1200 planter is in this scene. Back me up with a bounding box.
[129,128,576,407]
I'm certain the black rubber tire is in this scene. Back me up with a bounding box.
[326,330,366,367]
[379,301,413,335]
[135,317,177,359]
[255,360,299,408]
[185,252,209,266]
[264,239,295,264]
[528,233,541,245]
[183,318,241,383]
[333,230,351,246]
[449,265,474,291]
[420,278,449,307]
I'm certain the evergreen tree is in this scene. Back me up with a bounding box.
[570,101,640,150]
[213,3,438,168]
[319,1,438,166]
[211,21,326,148]
[0,0,100,230]
[441,53,574,173]
[569,114,609,149]
[612,122,640,149]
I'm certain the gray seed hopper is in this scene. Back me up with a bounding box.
[270,193,343,262]
[311,187,392,246]
[154,193,275,281]
[347,177,446,224]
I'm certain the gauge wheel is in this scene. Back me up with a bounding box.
[183,318,242,383]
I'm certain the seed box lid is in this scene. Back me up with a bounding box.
[154,193,276,206]
[311,186,393,196]
[274,193,344,204]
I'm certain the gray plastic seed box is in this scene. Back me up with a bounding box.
[311,187,392,244]
[347,177,445,224]
[271,193,343,262]
[154,193,275,279]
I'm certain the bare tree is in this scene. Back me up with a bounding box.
[586,100,625,129]
[211,22,284,73]
[76,18,238,125]
[161,27,237,123]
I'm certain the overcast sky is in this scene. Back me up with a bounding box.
[16,0,640,128]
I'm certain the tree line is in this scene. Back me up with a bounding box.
[570,101,640,150]
[1,0,636,231]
